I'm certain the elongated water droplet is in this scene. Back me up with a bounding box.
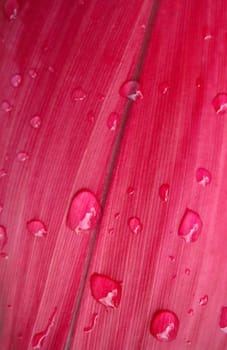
[4,0,19,20]
[196,168,211,186]
[159,184,169,202]
[90,273,122,308]
[219,307,227,333]
[17,152,29,162]
[128,217,142,234]
[178,209,203,243]
[1,100,13,112]
[0,169,7,178]
[30,115,41,129]
[29,69,38,79]
[71,87,86,101]
[150,310,179,342]
[10,74,22,88]
[84,313,98,333]
[107,112,119,131]
[67,190,101,233]
[127,187,135,195]
[199,295,208,306]
[32,308,57,349]
[159,82,169,95]
[0,226,7,250]
[119,80,143,101]
[212,93,227,114]
[27,220,47,238]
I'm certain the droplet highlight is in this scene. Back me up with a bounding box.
[107,112,119,131]
[159,82,169,95]
[150,310,179,342]
[127,187,135,196]
[0,226,7,250]
[10,74,22,88]
[159,184,169,202]
[27,220,47,238]
[199,294,208,306]
[128,217,142,234]
[90,273,122,308]
[30,115,41,129]
[119,80,143,101]
[178,209,203,243]
[196,168,211,186]
[71,87,86,101]
[212,93,227,114]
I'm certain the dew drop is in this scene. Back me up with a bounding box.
[29,69,38,79]
[32,308,57,349]
[10,74,22,88]
[178,209,203,243]
[0,225,8,251]
[188,308,194,316]
[199,294,208,306]
[185,268,191,276]
[90,273,122,308]
[128,216,142,234]
[1,100,13,112]
[212,93,227,114]
[0,169,7,178]
[4,0,19,20]
[71,87,87,101]
[107,112,119,131]
[17,152,29,162]
[27,220,47,238]
[127,187,135,196]
[84,313,98,333]
[159,82,169,95]
[30,115,41,129]
[196,168,211,186]
[150,310,179,342]
[159,184,169,202]
[219,307,227,333]
[119,80,143,101]
[67,190,101,233]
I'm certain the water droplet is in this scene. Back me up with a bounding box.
[185,268,191,276]
[0,225,8,250]
[114,212,120,220]
[108,227,114,234]
[119,80,143,101]
[196,168,211,186]
[29,69,38,79]
[199,294,208,306]
[90,273,122,308]
[17,152,29,162]
[67,190,101,233]
[1,100,13,112]
[107,112,119,131]
[30,115,41,129]
[196,78,202,88]
[159,82,169,95]
[159,184,169,202]
[186,340,192,345]
[178,209,203,243]
[27,220,47,238]
[127,187,135,195]
[188,308,194,315]
[212,93,227,114]
[0,169,7,178]
[84,313,98,333]
[10,74,22,88]
[128,217,142,234]
[7,304,12,308]
[71,87,86,101]
[48,66,54,73]
[168,255,175,262]
[219,307,227,333]
[150,310,179,342]
[4,0,19,20]
[87,110,95,123]
[32,308,57,349]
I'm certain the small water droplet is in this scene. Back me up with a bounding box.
[29,69,38,79]
[127,187,135,195]
[71,87,87,101]
[27,220,47,238]
[212,93,227,114]
[32,308,57,349]
[17,152,29,162]
[114,212,120,220]
[159,82,169,95]
[196,168,211,186]
[0,225,8,250]
[159,184,169,202]
[199,295,208,306]
[84,313,98,333]
[219,307,227,333]
[178,209,203,243]
[150,310,179,342]
[4,0,19,20]
[188,308,194,315]
[1,100,13,112]
[87,110,95,123]
[108,227,114,234]
[10,74,22,88]
[48,66,54,73]
[168,255,175,262]
[186,340,192,345]
[185,268,191,276]
[67,190,101,233]
[107,112,119,131]
[119,80,143,101]
[0,169,7,178]
[196,78,203,88]
[90,273,122,308]
[128,217,142,234]
[30,115,41,129]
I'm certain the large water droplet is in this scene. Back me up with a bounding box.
[219,307,227,333]
[199,294,208,306]
[1,100,13,112]
[30,115,41,129]
[29,69,38,79]
[10,74,22,88]
[178,209,203,243]
[17,152,29,162]
[212,93,227,114]
[83,313,98,333]
[107,112,119,131]
[90,273,122,308]
[0,225,7,250]
[32,308,57,349]
[119,80,143,101]
[67,190,101,233]
[128,217,142,234]
[159,184,169,202]
[27,220,47,238]
[71,87,86,101]
[4,0,19,20]
[150,310,179,342]
[196,168,211,186]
